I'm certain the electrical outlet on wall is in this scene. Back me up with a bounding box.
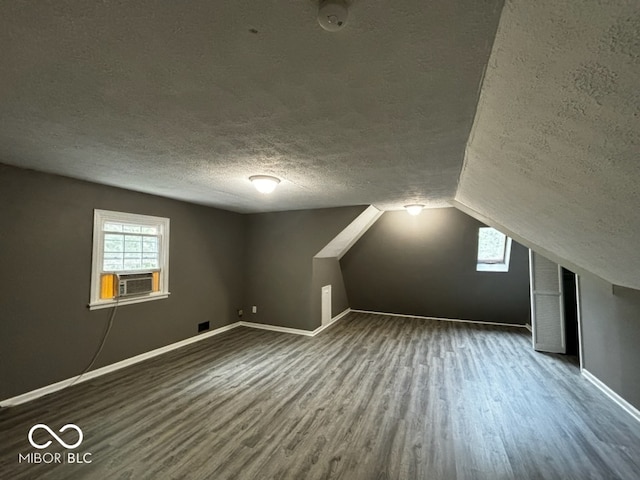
[252,306,257,314]
[237,309,243,317]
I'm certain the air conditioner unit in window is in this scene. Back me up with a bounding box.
[117,272,154,297]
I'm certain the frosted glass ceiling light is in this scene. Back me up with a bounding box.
[250,175,280,194]
[405,204,425,216]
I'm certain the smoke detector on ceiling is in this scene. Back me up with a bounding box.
[318,0,348,32]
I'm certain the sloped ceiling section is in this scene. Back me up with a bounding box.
[315,205,382,259]
[456,0,640,289]
[0,0,503,213]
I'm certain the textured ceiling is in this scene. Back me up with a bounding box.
[457,0,640,288]
[0,0,502,212]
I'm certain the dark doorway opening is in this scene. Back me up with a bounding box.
[562,268,579,359]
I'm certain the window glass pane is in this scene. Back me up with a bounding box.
[103,231,161,272]
[104,234,124,252]
[141,226,158,234]
[122,224,141,233]
[143,238,158,252]
[123,259,143,270]
[103,230,160,271]
[478,228,507,263]
[104,222,123,232]
[124,236,143,252]
[103,252,124,270]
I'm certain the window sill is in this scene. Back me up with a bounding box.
[476,263,509,272]
[89,292,170,311]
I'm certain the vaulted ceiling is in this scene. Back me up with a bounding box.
[456,0,640,289]
[1,1,638,288]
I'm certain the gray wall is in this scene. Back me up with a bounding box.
[0,164,245,400]
[340,208,531,325]
[311,257,350,323]
[580,275,640,410]
[243,206,365,331]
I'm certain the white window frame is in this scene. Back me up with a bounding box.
[476,227,512,273]
[89,209,170,310]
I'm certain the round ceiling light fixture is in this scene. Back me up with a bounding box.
[318,0,348,32]
[404,204,425,216]
[250,175,281,194]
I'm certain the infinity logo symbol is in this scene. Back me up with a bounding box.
[28,424,83,450]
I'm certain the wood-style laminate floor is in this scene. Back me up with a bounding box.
[2,312,640,479]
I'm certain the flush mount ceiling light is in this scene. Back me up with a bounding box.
[404,204,425,216]
[250,175,281,194]
[318,0,348,32]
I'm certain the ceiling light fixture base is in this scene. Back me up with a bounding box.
[318,0,349,32]
[404,204,425,216]
[250,175,281,194]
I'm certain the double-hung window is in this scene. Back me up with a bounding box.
[89,209,170,309]
[476,227,512,272]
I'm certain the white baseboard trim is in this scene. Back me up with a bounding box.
[0,322,242,408]
[239,308,352,338]
[313,308,351,335]
[582,369,640,423]
[239,321,315,337]
[350,309,529,329]
[524,323,532,332]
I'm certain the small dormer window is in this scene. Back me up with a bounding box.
[476,227,512,272]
